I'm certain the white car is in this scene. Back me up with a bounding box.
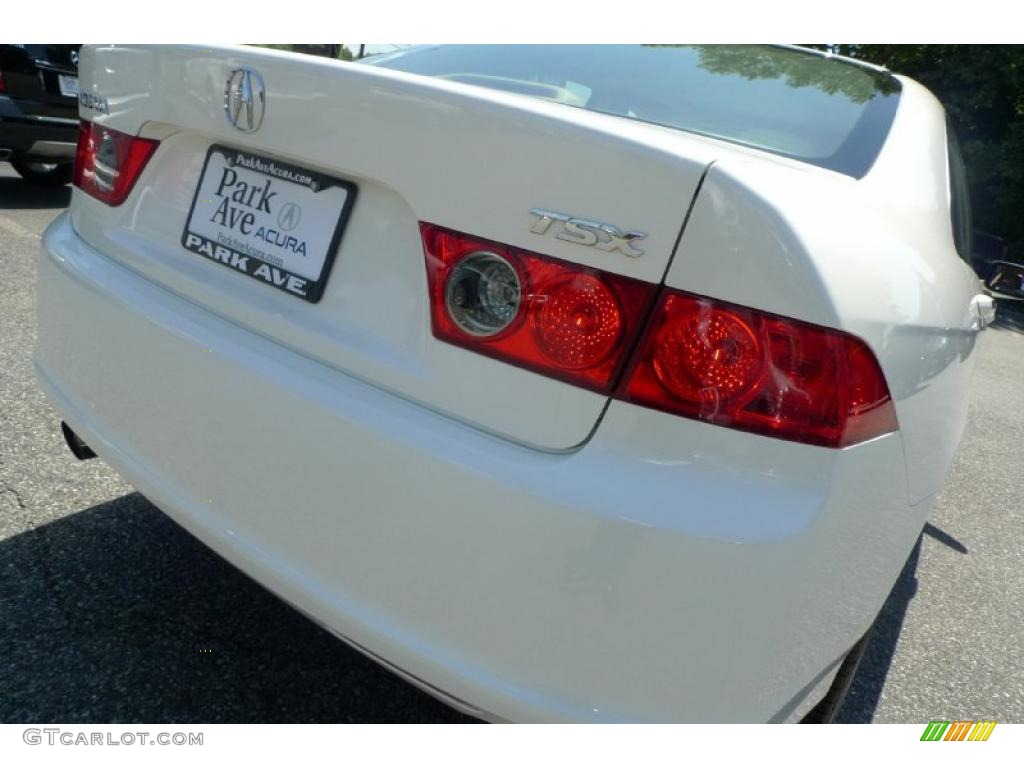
[35,44,991,722]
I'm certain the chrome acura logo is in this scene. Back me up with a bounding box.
[528,208,646,257]
[224,68,265,133]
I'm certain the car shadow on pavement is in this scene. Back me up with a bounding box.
[0,493,476,723]
[834,538,923,723]
[835,523,968,723]
[0,175,72,210]
[4,492,970,724]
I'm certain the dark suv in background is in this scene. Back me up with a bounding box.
[0,44,81,185]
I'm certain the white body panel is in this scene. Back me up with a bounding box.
[37,215,924,721]
[668,77,980,502]
[35,45,983,721]
[69,44,717,451]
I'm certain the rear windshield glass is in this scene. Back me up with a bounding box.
[368,45,902,178]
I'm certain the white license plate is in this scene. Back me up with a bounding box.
[58,74,79,97]
[182,146,356,303]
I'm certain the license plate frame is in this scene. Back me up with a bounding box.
[181,145,357,304]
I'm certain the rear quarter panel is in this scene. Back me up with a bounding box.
[666,75,981,504]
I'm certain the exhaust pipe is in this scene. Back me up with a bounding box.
[61,421,97,460]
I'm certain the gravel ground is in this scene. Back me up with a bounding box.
[1,164,1021,723]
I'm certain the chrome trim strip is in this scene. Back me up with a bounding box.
[22,114,79,125]
[28,140,77,159]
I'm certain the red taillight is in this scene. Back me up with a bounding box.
[618,290,898,448]
[0,71,6,93]
[73,120,158,206]
[420,222,658,394]
[420,224,896,448]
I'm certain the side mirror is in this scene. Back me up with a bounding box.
[970,230,1009,280]
[985,261,1024,299]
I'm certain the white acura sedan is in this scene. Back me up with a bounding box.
[35,44,991,722]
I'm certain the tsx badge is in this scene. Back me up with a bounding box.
[528,208,646,257]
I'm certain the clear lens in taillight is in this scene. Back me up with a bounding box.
[73,120,158,206]
[445,250,523,337]
[618,290,898,448]
[420,222,658,393]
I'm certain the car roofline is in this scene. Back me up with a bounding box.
[775,44,891,74]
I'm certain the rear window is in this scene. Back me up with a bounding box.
[369,45,901,178]
[947,120,974,262]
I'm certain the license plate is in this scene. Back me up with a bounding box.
[182,146,356,303]
[58,74,78,97]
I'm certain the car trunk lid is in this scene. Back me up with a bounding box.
[70,44,716,450]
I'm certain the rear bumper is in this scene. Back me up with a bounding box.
[0,95,77,159]
[35,213,930,722]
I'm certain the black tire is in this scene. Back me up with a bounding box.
[800,619,876,723]
[10,158,74,186]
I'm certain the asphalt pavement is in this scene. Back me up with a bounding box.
[0,163,1021,723]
